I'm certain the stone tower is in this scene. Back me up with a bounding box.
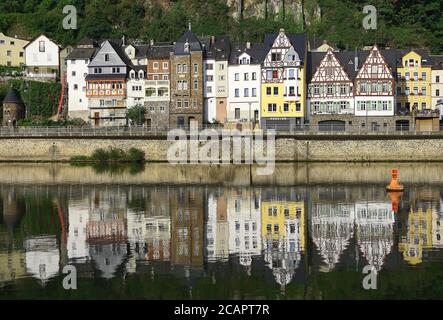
[2,87,25,126]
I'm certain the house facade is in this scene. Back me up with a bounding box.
[354,46,396,131]
[0,33,29,67]
[126,67,147,109]
[430,56,443,119]
[169,27,204,128]
[261,29,307,131]
[307,49,354,131]
[144,43,172,130]
[24,35,60,80]
[227,42,263,126]
[86,40,132,126]
[66,46,97,121]
[203,36,230,124]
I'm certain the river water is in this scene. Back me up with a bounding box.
[0,163,442,299]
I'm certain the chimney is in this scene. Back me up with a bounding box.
[188,22,192,31]
[211,36,215,45]
[246,42,251,49]
[122,35,126,46]
[150,39,154,46]
[354,49,359,72]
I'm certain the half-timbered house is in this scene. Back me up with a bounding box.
[260,29,307,131]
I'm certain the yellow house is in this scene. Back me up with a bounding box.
[261,29,307,130]
[397,50,432,111]
[0,33,29,67]
[261,199,305,246]
[399,207,433,265]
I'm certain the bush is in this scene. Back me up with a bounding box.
[127,148,145,163]
[88,147,145,163]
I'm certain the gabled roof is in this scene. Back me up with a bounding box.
[229,42,265,65]
[23,34,62,49]
[395,49,432,67]
[108,40,134,67]
[263,32,307,62]
[3,88,22,104]
[174,30,203,55]
[309,38,339,51]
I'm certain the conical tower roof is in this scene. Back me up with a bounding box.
[3,87,22,104]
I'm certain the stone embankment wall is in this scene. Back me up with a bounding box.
[0,136,442,162]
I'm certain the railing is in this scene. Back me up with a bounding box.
[26,73,57,79]
[1,124,443,137]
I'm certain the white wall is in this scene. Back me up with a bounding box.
[25,35,59,67]
[67,58,89,118]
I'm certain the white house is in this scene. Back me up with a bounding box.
[66,47,97,121]
[67,199,90,262]
[430,56,443,117]
[227,42,263,124]
[203,51,217,123]
[25,236,60,284]
[24,34,60,80]
[126,67,147,109]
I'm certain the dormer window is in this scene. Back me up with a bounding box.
[105,54,110,62]
[184,41,190,53]
[139,71,144,79]
[130,70,135,79]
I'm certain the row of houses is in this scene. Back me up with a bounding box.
[2,29,443,131]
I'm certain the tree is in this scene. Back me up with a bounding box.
[127,104,146,126]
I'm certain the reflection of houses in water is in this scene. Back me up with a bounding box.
[2,189,25,232]
[142,188,171,263]
[0,251,26,285]
[399,207,433,265]
[355,202,394,271]
[86,190,128,278]
[67,199,90,262]
[171,188,204,269]
[261,189,305,287]
[311,203,355,272]
[206,191,230,263]
[227,189,261,268]
[25,236,60,283]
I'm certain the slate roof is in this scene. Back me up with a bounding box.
[263,32,307,62]
[430,55,443,70]
[66,47,97,60]
[229,42,265,65]
[147,44,173,59]
[108,40,134,67]
[3,88,22,104]
[203,36,231,61]
[174,30,203,55]
[309,38,339,51]
[395,49,432,67]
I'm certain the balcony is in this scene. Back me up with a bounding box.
[414,109,440,118]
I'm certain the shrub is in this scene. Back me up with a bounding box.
[127,148,145,163]
[91,148,109,163]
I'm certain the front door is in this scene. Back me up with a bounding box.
[94,112,100,127]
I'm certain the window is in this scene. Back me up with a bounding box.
[193,80,198,90]
[296,103,301,112]
[283,103,289,112]
[313,101,320,112]
[206,63,213,70]
[327,85,333,95]
[192,100,197,108]
[235,88,240,97]
[39,41,45,52]
[372,101,377,110]
[422,72,427,80]
[244,73,249,81]
[177,100,182,108]
[244,88,249,97]
[177,80,183,91]
[437,76,440,83]
[153,62,159,69]
[183,80,188,90]
[340,101,347,110]
[273,87,278,95]
[340,85,347,95]
[219,64,224,70]
[288,69,295,79]
[184,100,189,108]
[74,84,78,90]
[437,89,440,96]
[235,108,240,119]
[252,72,257,80]
[6,50,11,57]
[104,54,110,62]
[271,53,281,62]
[422,102,427,109]
[272,70,278,79]
[100,100,105,106]
[252,88,257,97]
[163,62,168,69]
[207,75,213,82]
[266,87,272,96]
[193,63,198,73]
[267,103,277,112]
[206,86,212,93]
[266,70,273,80]
[234,73,239,81]
[177,64,182,73]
